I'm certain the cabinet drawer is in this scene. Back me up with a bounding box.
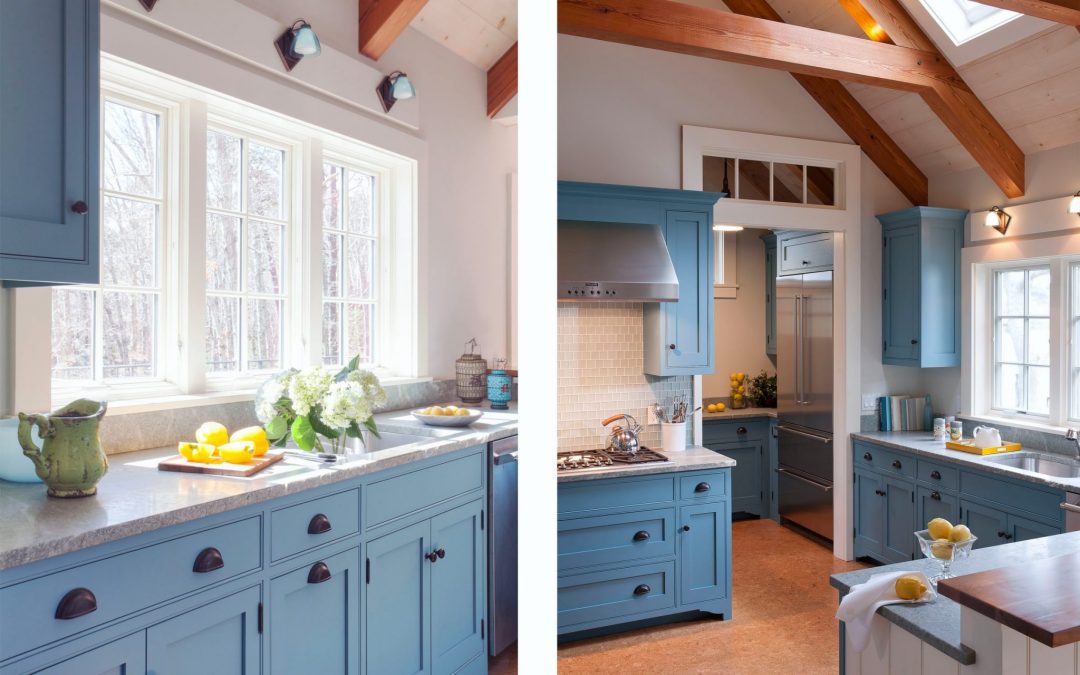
[558,477,675,516]
[854,443,915,479]
[558,509,675,572]
[702,420,768,444]
[778,232,832,275]
[365,451,483,530]
[271,489,359,562]
[917,459,958,490]
[678,471,729,501]
[558,561,676,630]
[0,517,261,661]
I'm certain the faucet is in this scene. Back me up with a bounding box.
[1067,429,1080,461]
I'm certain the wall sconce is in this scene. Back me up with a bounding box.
[712,224,744,232]
[376,72,416,113]
[138,0,159,10]
[1069,190,1080,216]
[275,20,321,72]
[985,206,1011,235]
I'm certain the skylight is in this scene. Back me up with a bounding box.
[919,0,1022,45]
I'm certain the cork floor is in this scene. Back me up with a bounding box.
[557,519,869,675]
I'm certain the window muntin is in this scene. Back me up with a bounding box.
[321,161,377,367]
[992,266,1050,416]
[52,98,165,385]
[205,128,289,375]
[703,155,836,207]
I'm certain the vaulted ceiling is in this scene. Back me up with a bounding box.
[411,0,517,70]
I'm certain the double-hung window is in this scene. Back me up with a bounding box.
[991,265,1050,416]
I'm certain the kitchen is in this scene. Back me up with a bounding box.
[0,1,518,674]
[555,0,1080,673]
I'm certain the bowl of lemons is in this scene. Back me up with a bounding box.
[915,517,978,585]
[412,405,483,427]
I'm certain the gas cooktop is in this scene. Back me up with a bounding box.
[556,447,668,471]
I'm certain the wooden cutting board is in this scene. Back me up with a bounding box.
[157,449,285,477]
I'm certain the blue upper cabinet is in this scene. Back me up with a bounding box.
[878,207,968,368]
[558,182,722,376]
[0,0,100,285]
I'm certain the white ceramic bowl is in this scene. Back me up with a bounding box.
[0,418,43,483]
[411,409,483,427]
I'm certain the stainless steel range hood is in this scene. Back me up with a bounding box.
[557,220,679,301]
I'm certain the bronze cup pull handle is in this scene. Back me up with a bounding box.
[307,562,332,584]
[633,530,651,542]
[633,584,651,596]
[55,588,97,620]
[308,513,332,535]
[193,547,224,574]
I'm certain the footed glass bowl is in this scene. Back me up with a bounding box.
[915,529,978,586]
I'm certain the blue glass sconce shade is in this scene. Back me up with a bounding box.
[377,72,415,113]
[275,20,321,72]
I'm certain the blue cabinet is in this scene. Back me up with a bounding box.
[761,233,777,355]
[678,501,730,605]
[33,632,144,675]
[430,501,485,675]
[706,440,764,517]
[146,586,262,675]
[916,486,959,528]
[0,0,100,284]
[877,207,967,368]
[557,182,721,376]
[270,548,361,675]
[853,470,885,559]
[882,476,916,563]
[776,231,832,276]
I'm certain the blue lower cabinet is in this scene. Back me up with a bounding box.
[916,486,959,529]
[960,500,1009,550]
[365,520,431,675]
[145,586,262,675]
[853,470,885,559]
[678,501,730,606]
[33,632,145,675]
[430,502,485,675]
[1008,513,1059,543]
[882,477,916,563]
[270,548,360,675]
[705,441,764,516]
[558,562,676,629]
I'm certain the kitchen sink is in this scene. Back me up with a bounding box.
[983,451,1080,478]
[360,432,431,451]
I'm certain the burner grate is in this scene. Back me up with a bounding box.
[556,446,668,471]
[604,446,668,465]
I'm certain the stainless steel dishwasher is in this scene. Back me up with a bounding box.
[1064,492,1080,532]
[488,435,518,656]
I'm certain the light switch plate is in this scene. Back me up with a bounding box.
[646,406,659,426]
[861,394,880,412]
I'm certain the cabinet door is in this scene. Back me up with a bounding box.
[763,237,777,355]
[882,225,920,364]
[365,520,431,675]
[882,477,916,563]
[430,501,485,675]
[1007,514,1059,544]
[916,486,959,529]
[270,548,360,675]
[657,209,712,373]
[768,423,780,522]
[705,440,763,517]
[145,586,261,675]
[853,471,884,559]
[960,500,1008,550]
[0,0,99,284]
[677,501,730,606]
[33,632,145,675]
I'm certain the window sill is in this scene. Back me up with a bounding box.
[713,284,739,299]
[965,412,1069,436]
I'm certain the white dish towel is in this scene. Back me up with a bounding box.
[836,570,937,652]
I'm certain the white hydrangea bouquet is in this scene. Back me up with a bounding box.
[255,356,387,454]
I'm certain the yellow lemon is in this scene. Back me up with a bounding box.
[927,517,953,540]
[230,426,269,457]
[729,372,738,381]
[737,372,746,382]
[430,406,445,416]
[894,575,927,601]
[179,442,216,463]
[948,524,972,543]
[733,393,744,402]
[716,402,726,412]
[931,539,953,560]
[706,403,718,413]
[218,441,256,464]
[196,422,229,447]
[445,406,459,414]
[455,408,471,417]
[737,385,746,394]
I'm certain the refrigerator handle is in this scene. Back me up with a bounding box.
[794,295,803,405]
[802,291,810,406]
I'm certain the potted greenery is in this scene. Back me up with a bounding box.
[748,371,778,408]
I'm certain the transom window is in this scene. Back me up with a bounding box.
[992,266,1050,416]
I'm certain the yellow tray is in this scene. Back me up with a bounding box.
[945,440,1021,455]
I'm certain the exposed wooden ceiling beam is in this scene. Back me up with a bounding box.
[359,0,429,60]
[487,42,518,118]
[841,0,1025,197]
[725,0,927,204]
[972,0,1080,26]
[558,0,964,92]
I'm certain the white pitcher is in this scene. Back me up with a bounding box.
[971,425,1002,449]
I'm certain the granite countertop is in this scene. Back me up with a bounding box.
[0,407,517,571]
[852,431,1080,492]
[830,531,1080,664]
[557,445,735,483]
[701,406,777,421]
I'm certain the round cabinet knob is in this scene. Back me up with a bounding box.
[736,427,747,434]
[694,482,711,493]
[802,260,810,265]
[875,489,886,497]
[71,200,89,215]
[930,491,941,501]
[633,530,651,542]
[681,525,691,532]
[633,584,651,596]
[435,548,446,559]
[892,460,902,469]
[307,513,332,535]
[55,588,97,620]
[307,561,332,584]
[997,531,1008,539]
[863,452,872,461]
[193,547,224,574]
[930,470,942,480]
[911,339,919,345]
[425,551,439,562]
[668,344,676,350]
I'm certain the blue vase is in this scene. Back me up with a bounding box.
[487,369,512,410]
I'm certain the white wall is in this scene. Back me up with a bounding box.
[0,290,8,416]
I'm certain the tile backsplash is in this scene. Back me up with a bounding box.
[558,302,690,452]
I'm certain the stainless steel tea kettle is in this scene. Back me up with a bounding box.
[602,413,641,454]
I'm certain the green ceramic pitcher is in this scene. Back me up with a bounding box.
[18,399,108,498]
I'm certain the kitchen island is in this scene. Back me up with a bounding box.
[0,407,516,675]
[831,531,1080,674]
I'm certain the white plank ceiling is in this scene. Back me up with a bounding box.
[411,0,517,70]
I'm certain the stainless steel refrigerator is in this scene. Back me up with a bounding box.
[776,270,834,541]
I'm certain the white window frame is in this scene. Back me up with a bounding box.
[987,262,1055,420]
[38,58,418,411]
